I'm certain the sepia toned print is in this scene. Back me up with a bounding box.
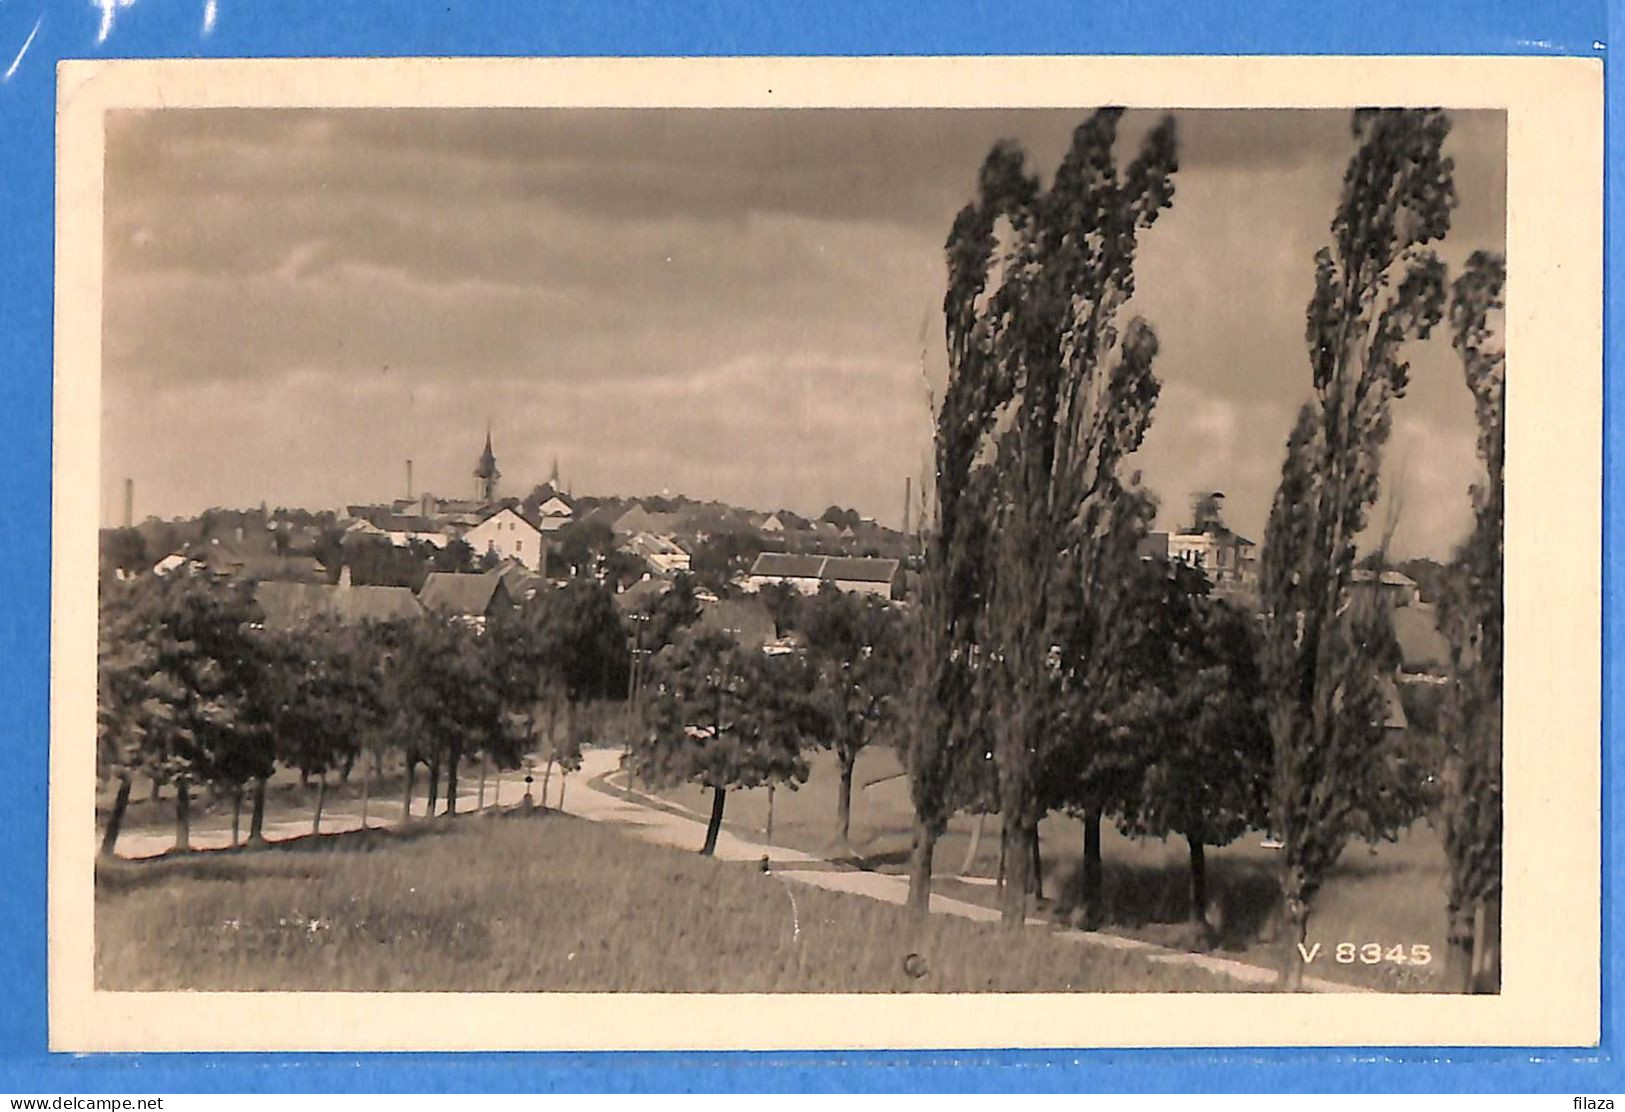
[51,56,1600,1051]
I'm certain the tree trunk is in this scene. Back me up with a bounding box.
[249,777,268,845]
[340,748,356,784]
[906,819,937,916]
[100,773,131,859]
[766,785,776,844]
[426,759,440,817]
[557,771,567,812]
[478,752,489,810]
[1278,894,1309,991]
[700,785,726,856]
[402,759,416,823]
[996,819,1007,895]
[1080,807,1103,928]
[231,787,243,848]
[1445,901,1476,993]
[1473,895,1501,993]
[999,816,1034,927]
[541,757,555,811]
[1188,836,1207,923]
[173,780,191,854]
[1030,822,1044,902]
[312,773,327,835]
[360,754,373,829]
[150,777,161,804]
[959,812,985,876]
[835,752,854,849]
[445,754,460,816]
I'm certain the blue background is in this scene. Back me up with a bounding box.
[0,0,1615,1093]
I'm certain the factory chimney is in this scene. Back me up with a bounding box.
[123,478,133,529]
[406,459,414,500]
[902,476,911,537]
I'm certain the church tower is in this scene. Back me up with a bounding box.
[474,422,501,502]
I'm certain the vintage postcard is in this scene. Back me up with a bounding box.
[51,55,1602,1051]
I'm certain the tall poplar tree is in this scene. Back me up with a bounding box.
[1439,250,1505,991]
[912,109,1179,926]
[1261,109,1456,987]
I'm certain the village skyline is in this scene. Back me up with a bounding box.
[99,107,1505,560]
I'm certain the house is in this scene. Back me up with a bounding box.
[254,579,424,630]
[155,538,327,583]
[536,494,575,533]
[612,503,682,539]
[613,575,670,614]
[742,552,903,599]
[760,513,787,534]
[418,569,516,622]
[462,505,543,571]
[1166,528,1256,583]
[378,515,449,549]
[624,531,691,576]
[1162,491,1257,586]
[497,560,545,603]
[1352,568,1423,609]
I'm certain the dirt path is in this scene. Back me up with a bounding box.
[107,745,1362,994]
[562,749,1365,994]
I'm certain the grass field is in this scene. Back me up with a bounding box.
[657,747,1452,992]
[95,808,1252,993]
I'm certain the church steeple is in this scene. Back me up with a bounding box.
[474,421,501,502]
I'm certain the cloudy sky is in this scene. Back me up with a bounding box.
[101,107,1504,558]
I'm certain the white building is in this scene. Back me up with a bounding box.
[625,531,691,576]
[743,552,902,599]
[462,506,543,571]
[536,494,575,533]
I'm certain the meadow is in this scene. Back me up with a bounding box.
[95,808,1250,993]
[656,747,1452,992]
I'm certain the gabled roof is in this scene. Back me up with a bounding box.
[820,556,901,584]
[255,582,424,629]
[749,552,827,579]
[613,576,669,613]
[381,515,443,534]
[419,569,512,616]
[748,552,899,584]
[474,504,542,532]
[613,504,681,537]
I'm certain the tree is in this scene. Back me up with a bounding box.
[389,614,503,817]
[756,580,803,639]
[690,530,766,589]
[799,585,905,849]
[435,538,477,573]
[101,527,148,580]
[489,582,628,804]
[1111,566,1270,923]
[1045,484,1162,921]
[1260,108,1455,988]
[642,572,703,653]
[926,109,1179,926]
[1438,250,1504,992]
[259,619,383,834]
[98,570,266,853]
[632,629,812,855]
[97,578,176,856]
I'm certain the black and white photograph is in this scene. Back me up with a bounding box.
[51,56,1601,1051]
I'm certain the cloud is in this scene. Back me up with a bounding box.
[101,107,1505,555]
